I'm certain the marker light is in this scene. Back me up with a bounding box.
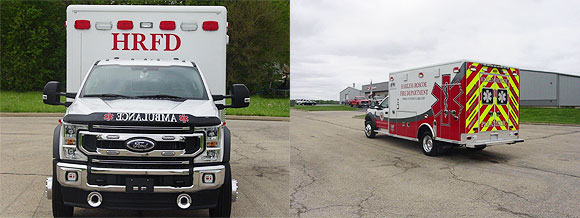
[117,20,133,30]
[202,21,219,31]
[418,72,424,78]
[160,21,176,30]
[140,22,153,28]
[75,20,91,29]
[453,67,460,73]
[181,22,198,31]
[65,138,76,145]
[95,21,112,30]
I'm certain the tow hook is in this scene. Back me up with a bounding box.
[232,179,239,202]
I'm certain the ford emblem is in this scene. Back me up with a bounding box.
[126,138,156,152]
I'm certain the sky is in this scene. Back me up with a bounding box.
[290,0,580,100]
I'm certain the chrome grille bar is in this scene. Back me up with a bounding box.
[92,159,190,165]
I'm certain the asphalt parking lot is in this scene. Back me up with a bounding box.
[0,117,289,217]
[290,110,580,217]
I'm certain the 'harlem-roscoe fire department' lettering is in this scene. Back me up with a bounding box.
[105,112,188,123]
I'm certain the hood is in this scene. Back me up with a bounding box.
[67,97,219,118]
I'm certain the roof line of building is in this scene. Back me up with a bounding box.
[521,69,580,78]
[340,87,361,92]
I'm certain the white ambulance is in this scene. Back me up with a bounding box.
[42,5,249,217]
[365,61,524,156]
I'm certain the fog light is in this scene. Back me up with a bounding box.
[203,173,215,183]
[206,150,217,160]
[66,171,78,181]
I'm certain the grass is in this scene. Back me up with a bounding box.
[1,91,66,112]
[226,95,289,117]
[0,91,289,117]
[520,107,580,125]
[293,105,360,111]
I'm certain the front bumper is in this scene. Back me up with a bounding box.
[54,162,225,192]
[46,162,239,210]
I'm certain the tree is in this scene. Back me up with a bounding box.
[0,0,289,95]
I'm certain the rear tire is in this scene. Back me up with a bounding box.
[420,132,440,156]
[364,121,376,138]
[52,162,74,217]
[209,166,232,217]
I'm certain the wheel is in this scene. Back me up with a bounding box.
[467,145,486,151]
[420,132,440,156]
[364,121,376,138]
[52,163,74,217]
[209,166,232,217]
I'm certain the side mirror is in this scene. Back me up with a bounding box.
[43,81,76,106]
[43,81,63,105]
[230,84,250,108]
[213,84,250,109]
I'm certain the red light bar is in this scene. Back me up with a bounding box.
[117,20,133,30]
[202,21,219,31]
[160,21,176,30]
[75,20,90,29]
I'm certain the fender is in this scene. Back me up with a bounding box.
[365,113,377,130]
[418,123,435,139]
[53,124,61,160]
[222,126,231,163]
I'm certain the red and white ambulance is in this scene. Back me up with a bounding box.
[365,61,524,156]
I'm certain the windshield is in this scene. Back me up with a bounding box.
[81,65,208,100]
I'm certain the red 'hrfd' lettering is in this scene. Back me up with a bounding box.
[112,33,181,51]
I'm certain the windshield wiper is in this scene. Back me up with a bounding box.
[136,94,187,100]
[83,93,136,99]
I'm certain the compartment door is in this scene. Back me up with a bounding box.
[437,74,462,140]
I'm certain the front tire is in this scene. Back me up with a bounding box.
[209,166,232,217]
[420,132,440,156]
[52,162,74,217]
[364,121,376,138]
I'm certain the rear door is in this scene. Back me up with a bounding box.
[466,63,515,134]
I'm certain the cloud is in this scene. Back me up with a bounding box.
[291,0,580,100]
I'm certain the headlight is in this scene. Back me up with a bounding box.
[60,123,88,161]
[195,125,222,163]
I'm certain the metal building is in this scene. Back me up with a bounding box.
[362,81,389,100]
[520,69,580,107]
[339,87,364,104]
